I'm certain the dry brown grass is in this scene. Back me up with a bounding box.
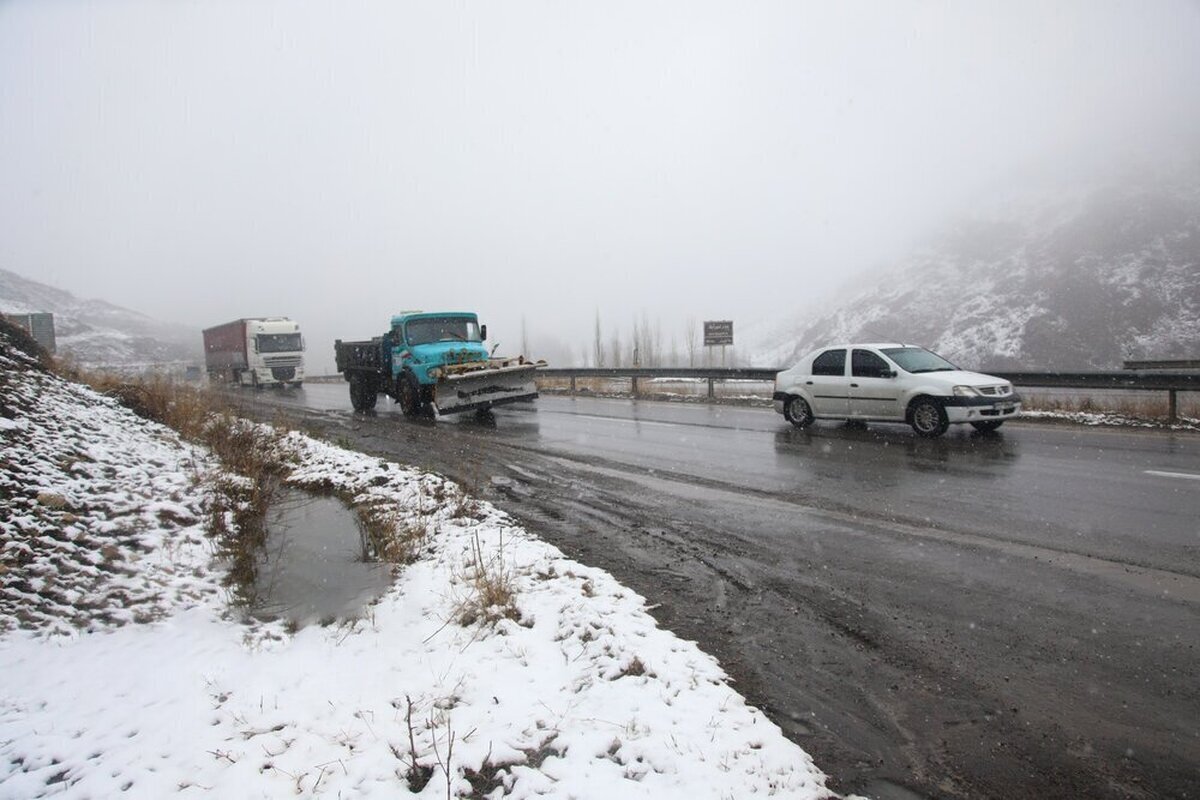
[1022,391,1200,421]
[455,531,518,627]
[79,372,223,441]
[354,500,430,564]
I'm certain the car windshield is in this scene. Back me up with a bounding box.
[881,347,958,373]
[405,317,481,345]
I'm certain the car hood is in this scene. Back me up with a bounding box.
[911,369,1008,387]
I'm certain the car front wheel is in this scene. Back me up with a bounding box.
[909,398,948,438]
[784,396,814,428]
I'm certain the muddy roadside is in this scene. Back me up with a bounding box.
[234,401,1193,800]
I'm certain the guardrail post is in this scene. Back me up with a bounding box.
[631,376,639,396]
[569,375,576,395]
[1168,389,1178,424]
[707,378,715,399]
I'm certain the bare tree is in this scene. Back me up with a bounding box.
[632,311,663,366]
[521,316,529,357]
[651,315,662,367]
[684,317,699,367]
[610,329,622,368]
[631,317,641,367]
[593,310,605,368]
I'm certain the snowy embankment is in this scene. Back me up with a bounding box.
[1019,409,1200,431]
[0,337,833,798]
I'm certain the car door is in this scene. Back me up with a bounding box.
[849,348,904,419]
[806,348,850,417]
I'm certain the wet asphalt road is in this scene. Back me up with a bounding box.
[234,385,1200,799]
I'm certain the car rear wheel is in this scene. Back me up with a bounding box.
[909,398,948,438]
[971,420,1004,432]
[784,396,814,428]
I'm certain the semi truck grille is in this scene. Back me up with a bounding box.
[264,356,302,367]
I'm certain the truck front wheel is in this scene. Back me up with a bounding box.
[398,373,424,417]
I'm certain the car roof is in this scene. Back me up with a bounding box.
[813,343,919,351]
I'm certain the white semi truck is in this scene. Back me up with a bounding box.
[202,317,305,388]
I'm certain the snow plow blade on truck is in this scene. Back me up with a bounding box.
[334,311,544,417]
[433,360,540,415]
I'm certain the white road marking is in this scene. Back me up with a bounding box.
[572,413,683,429]
[1144,470,1200,481]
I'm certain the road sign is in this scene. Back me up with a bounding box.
[703,320,733,346]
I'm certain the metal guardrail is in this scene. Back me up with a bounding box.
[536,368,1200,423]
[1123,359,1200,371]
[538,367,778,381]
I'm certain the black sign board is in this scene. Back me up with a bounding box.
[703,320,733,346]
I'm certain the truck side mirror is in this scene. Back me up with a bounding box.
[480,325,487,341]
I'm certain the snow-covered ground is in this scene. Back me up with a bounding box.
[1019,408,1200,431]
[0,334,833,798]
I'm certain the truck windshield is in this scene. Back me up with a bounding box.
[405,317,481,345]
[257,333,303,353]
[880,347,959,373]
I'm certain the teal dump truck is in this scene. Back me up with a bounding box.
[334,312,542,416]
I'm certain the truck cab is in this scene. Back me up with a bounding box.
[335,311,541,416]
[245,318,306,387]
[386,312,488,386]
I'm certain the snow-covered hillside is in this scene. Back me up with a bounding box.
[757,170,1200,370]
[0,268,200,367]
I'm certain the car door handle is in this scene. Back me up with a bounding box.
[850,383,859,388]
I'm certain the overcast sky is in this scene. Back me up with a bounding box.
[3,0,1199,369]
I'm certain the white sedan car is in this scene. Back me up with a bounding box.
[773,343,1021,437]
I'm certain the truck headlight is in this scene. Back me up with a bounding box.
[952,385,980,397]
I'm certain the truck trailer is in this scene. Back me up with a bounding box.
[335,311,542,416]
[202,317,305,388]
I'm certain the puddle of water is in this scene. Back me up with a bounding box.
[252,487,393,627]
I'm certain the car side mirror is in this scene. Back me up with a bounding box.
[480,324,487,341]
[881,369,896,379]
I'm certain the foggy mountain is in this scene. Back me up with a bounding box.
[0,268,200,367]
[756,169,1200,371]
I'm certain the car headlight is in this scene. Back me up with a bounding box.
[952,385,980,397]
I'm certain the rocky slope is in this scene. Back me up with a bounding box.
[760,171,1200,370]
[0,268,199,367]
